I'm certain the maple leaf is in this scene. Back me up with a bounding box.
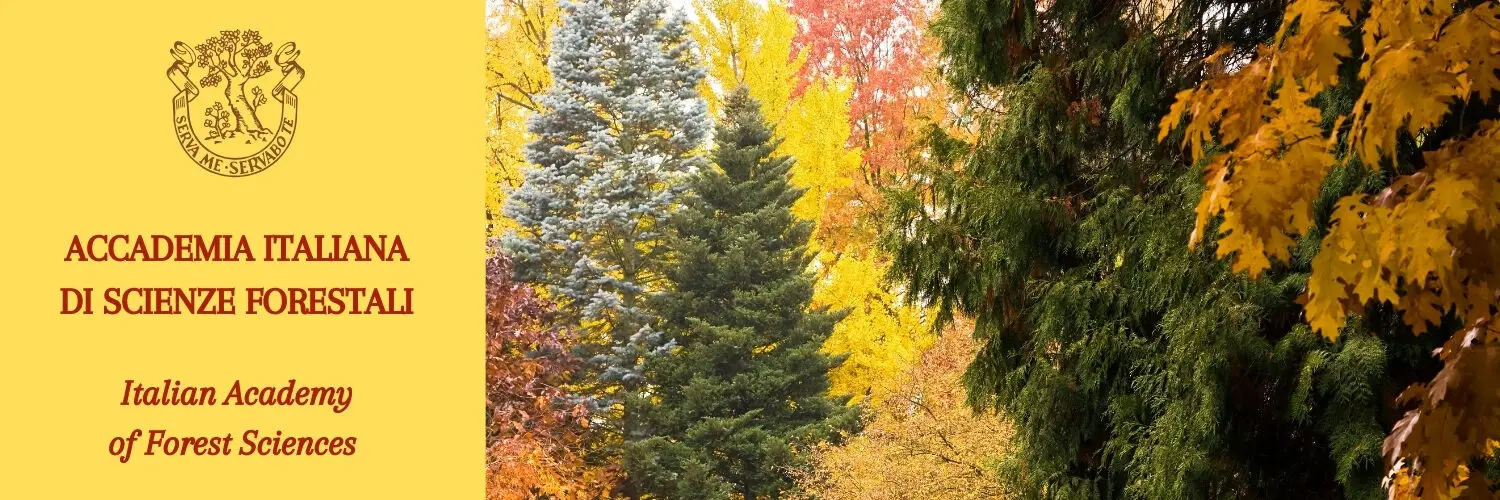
[1159,88,1194,143]
[1350,43,1463,166]
[1276,0,1352,93]
[1436,4,1500,102]
[1303,198,1376,338]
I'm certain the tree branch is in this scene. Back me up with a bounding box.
[222,40,240,78]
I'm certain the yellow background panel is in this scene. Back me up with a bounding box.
[0,1,483,497]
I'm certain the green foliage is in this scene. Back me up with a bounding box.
[626,88,860,498]
[883,0,1453,497]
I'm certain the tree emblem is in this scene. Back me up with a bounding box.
[166,29,305,177]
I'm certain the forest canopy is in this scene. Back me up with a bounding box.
[485,0,1500,498]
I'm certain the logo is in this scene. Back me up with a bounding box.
[166,30,305,177]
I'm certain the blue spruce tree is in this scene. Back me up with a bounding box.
[503,0,710,442]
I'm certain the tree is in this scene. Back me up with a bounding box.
[624,88,859,498]
[689,0,933,404]
[791,318,1011,499]
[691,0,863,244]
[813,251,933,402]
[485,243,615,498]
[486,0,561,236]
[690,0,802,124]
[193,29,275,139]
[502,0,711,479]
[884,0,1415,497]
[1160,0,1500,496]
[786,0,949,256]
[790,0,930,181]
[786,0,954,403]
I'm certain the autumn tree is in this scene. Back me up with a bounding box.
[812,253,933,401]
[690,0,801,122]
[194,29,276,139]
[485,242,614,498]
[784,0,954,403]
[486,0,560,236]
[787,0,949,254]
[790,0,930,181]
[1160,0,1500,497]
[884,0,1412,497]
[791,319,1011,499]
[623,88,859,498]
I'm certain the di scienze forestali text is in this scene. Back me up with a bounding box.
[59,234,414,315]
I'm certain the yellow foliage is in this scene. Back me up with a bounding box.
[1348,42,1462,167]
[813,252,934,403]
[488,444,616,499]
[792,319,1010,498]
[782,79,864,231]
[1159,0,1350,275]
[691,0,804,125]
[1160,0,1500,335]
[691,0,863,241]
[1306,123,1500,337]
[486,0,559,237]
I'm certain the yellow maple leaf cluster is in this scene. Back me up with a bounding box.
[1305,126,1500,337]
[1161,0,1500,339]
[1159,0,1350,278]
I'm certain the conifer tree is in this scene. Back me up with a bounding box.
[502,0,710,434]
[623,88,859,498]
[883,1,1432,498]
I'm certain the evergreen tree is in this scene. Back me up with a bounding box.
[883,1,1444,498]
[623,88,859,498]
[503,0,710,437]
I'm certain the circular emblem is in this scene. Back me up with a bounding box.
[165,30,305,177]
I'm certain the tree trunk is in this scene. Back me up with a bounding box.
[226,74,267,135]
